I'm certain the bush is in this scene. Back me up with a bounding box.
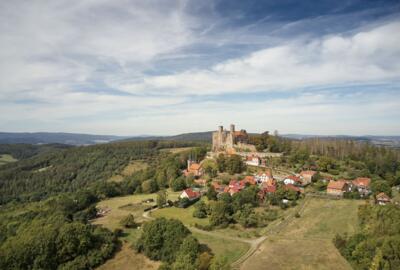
[119,214,137,228]
[136,218,190,263]
[193,201,208,219]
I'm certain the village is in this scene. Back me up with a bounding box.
[178,124,392,206]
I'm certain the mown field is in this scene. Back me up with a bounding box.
[193,232,250,265]
[241,198,363,270]
[150,197,210,227]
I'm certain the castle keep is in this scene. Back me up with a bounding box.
[212,124,250,152]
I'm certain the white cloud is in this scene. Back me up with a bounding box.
[0,1,399,135]
[123,21,400,96]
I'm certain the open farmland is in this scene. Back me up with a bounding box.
[241,198,363,270]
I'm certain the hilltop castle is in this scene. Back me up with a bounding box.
[212,124,254,153]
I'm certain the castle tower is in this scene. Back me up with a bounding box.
[230,124,235,133]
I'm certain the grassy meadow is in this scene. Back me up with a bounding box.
[193,232,250,265]
[241,198,363,270]
[108,160,148,182]
[0,154,18,166]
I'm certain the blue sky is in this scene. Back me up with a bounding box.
[0,0,400,135]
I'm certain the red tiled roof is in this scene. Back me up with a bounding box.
[263,185,276,193]
[300,170,317,176]
[183,188,200,199]
[327,180,347,190]
[241,176,256,185]
[285,175,302,183]
[189,163,201,171]
[233,131,247,137]
[211,181,220,189]
[352,177,371,188]
[284,184,301,193]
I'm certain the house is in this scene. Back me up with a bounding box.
[264,177,276,187]
[258,185,277,200]
[241,175,257,186]
[245,155,261,166]
[211,181,226,193]
[299,170,317,185]
[254,170,273,184]
[376,192,391,205]
[327,180,349,196]
[283,175,302,186]
[352,177,371,196]
[180,188,201,201]
[184,160,204,177]
[228,180,245,194]
[284,184,302,193]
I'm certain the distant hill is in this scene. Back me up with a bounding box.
[1,131,399,148]
[123,131,213,142]
[0,132,125,145]
[282,134,400,148]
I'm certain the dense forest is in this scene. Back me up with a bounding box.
[0,141,206,204]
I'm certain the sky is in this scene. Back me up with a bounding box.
[0,0,400,136]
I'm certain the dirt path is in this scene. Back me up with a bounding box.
[231,197,310,269]
[143,197,310,270]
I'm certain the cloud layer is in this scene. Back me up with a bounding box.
[0,0,399,135]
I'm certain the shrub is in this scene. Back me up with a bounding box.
[119,214,137,228]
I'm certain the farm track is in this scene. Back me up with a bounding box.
[143,197,312,270]
[231,196,311,269]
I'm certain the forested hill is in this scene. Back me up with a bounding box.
[0,132,125,145]
[123,131,213,142]
[0,140,202,204]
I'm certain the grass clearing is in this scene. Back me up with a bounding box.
[151,203,210,227]
[93,190,181,230]
[108,160,148,182]
[159,147,193,154]
[193,232,250,265]
[0,154,18,165]
[241,198,363,270]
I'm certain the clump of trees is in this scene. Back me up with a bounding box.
[136,218,223,270]
[216,154,245,174]
[248,131,292,153]
[334,204,400,269]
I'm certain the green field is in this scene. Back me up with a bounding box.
[150,201,210,227]
[193,232,250,265]
[93,191,181,230]
[0,154,18,165]
[241,198,362,270]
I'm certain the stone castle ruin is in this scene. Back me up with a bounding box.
[212,124,255,153]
